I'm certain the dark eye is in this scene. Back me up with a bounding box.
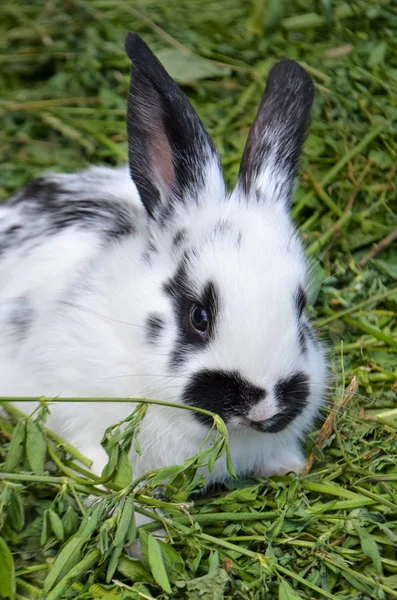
[189,304,209,335]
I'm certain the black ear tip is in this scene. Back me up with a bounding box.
[125,32,148,63]
[268,59,315,102]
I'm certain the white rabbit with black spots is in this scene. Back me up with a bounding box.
[0,34,327,484]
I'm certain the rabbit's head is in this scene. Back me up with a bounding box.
[124,34,327,440]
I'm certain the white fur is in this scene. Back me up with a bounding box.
[0,157,327,483]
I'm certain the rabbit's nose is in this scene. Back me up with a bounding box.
[245,393,277,424]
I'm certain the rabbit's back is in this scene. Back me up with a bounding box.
[0,164,145,390]
[0,165,142,300]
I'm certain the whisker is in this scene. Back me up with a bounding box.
[61,300,147,330]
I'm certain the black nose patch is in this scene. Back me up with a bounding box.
[264,372,310,433]
[182,369,265,426]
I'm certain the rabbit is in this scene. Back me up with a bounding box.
[0,33,327,487]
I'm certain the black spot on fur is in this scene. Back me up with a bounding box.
[5,225,22,235]
[163,261,219,369]
[8,178,137,240]
[172,229,187,249]
[148,240,158,254]
[142,239,158,264]
[265,372,309,433]
[10,296,33,341]
[298,323,307,354]
[302,322,317,346]
[146,314,164,344]
[0,224,22,255]
[210,220,242,248]
[212,219,232,236]
[295,286,307,318]
[182,369,265,426]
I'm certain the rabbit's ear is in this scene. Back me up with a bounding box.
[125,33,219,218]
[238,60,314,206]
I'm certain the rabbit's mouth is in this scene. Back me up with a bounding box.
[248,420,268,432]
[230,414,268,432]
[234,412,299,434]
[251,413,299,434]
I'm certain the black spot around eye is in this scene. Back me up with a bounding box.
[295,286,307,318]
[163,260,219,369]
[146,314,164,344]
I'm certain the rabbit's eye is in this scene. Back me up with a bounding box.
[190,304,209,334]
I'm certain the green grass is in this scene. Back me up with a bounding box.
[0,0,397,598]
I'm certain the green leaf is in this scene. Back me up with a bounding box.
[62,506,79,539]
[49,509,65,542]
[355,525,383,574]
[99,521,111,554]
[88,584,121,599]
[208,550,220,574]
[110,449,132,490]
[279,578,301,600]
[41,510,50,546]
[382,574,397,589]
[368,41,387,67]
[113,497,135,547]
[46,549,100,600]
[25,420,47,474]
[247,0,265,35]
[147,534,172,594]
[264,0,284,34]
[106,543,124,583]
[305,134,326,158]
[3,420,26,472]
[8,492,24,533]
[155,49,230,84]
[368,149,392,169]
[77,504,104,539]
[225,444,237,479]
[101,444,118,480]
[138,529,149,569]
[186,568,229,600]
[266,513,286,540]
[44,537,84,591]
[374,258,397,280]
[150,465,186,486]
[342,570,376,595]
[157,540,186,583]
[0,537,15,600]
[117,555,153,583]
[220,486,259,505]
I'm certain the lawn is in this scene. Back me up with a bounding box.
[0,0,396,599]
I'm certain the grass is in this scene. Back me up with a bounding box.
[0,0,397,598]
